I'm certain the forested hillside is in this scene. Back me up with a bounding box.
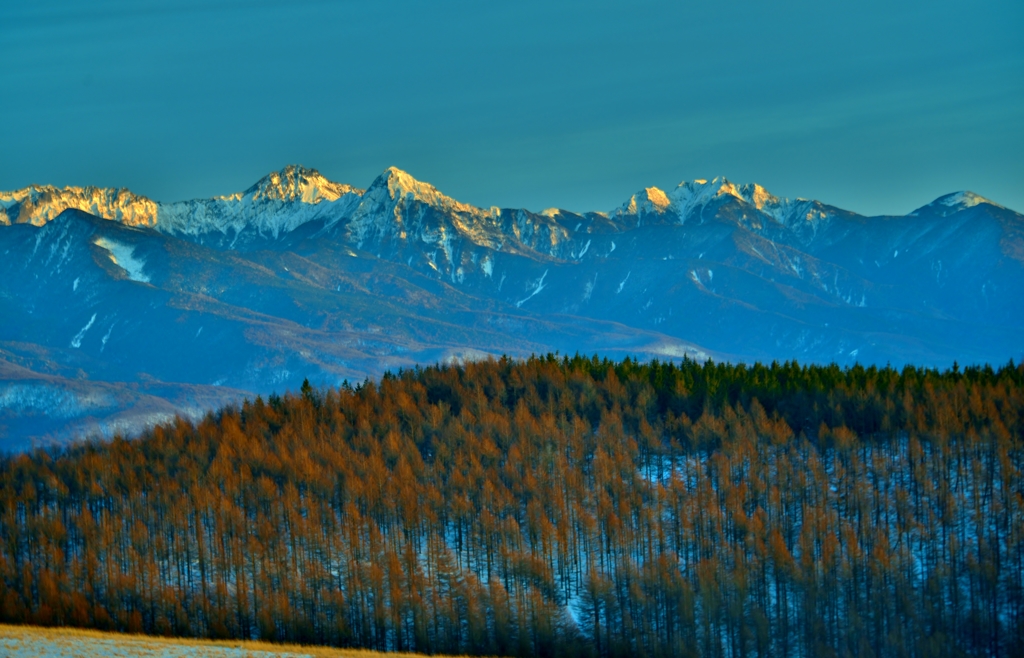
[1,356,1022,657]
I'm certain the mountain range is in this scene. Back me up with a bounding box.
[2,165,1022,449]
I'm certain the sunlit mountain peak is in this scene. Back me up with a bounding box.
[241,164,363,204]
[613,186,672,219]
[911,190,1004,217]
[0,184,158,227]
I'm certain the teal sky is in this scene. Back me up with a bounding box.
[2,0,1022,216]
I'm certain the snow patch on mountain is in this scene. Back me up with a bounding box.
[70,313,97,348]
[101,322,115,351]
[646,341,711,361]
[516,270,548,307]
[617,271,630,293]
[94,237,150,283]
[0,382,117,418]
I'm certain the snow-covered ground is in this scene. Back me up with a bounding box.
[0,636,296,657]
[0,634,310,658]
[0,625,397,658]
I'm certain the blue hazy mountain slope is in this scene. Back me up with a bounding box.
[1,167,1021,449]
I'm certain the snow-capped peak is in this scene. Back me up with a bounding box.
[156,166,364,239]
[665,176,742,218]
[605,177,835,235]
[667,177,799,215]
[911,191,1003,217]
[614,187,672,218]
[730,182,836,231]
[607,177,749,223]
[0,166,365,237]
[344,166,518,262]
[241,164,363,204]
[360,167,483,216]
[736,183,778,211]
[379,166,439,201]
[672,176,739,202]
[372,167,441,205]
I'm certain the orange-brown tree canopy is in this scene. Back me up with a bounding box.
[1,355,1021,656]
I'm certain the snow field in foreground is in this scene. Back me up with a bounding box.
[0,635,311,658]
[0,625,428,658]
[0,638,303,658]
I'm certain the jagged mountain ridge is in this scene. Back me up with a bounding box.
[0,165,363,239]
[11,165,1003,272]
[9,164,1004,264]
[0,164,917,285]
[0,166,885,251]
[1,165,1022,449]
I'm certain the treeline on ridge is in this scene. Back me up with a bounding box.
[1,355,1022,657]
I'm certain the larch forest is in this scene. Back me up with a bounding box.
[1,355,1021,657]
